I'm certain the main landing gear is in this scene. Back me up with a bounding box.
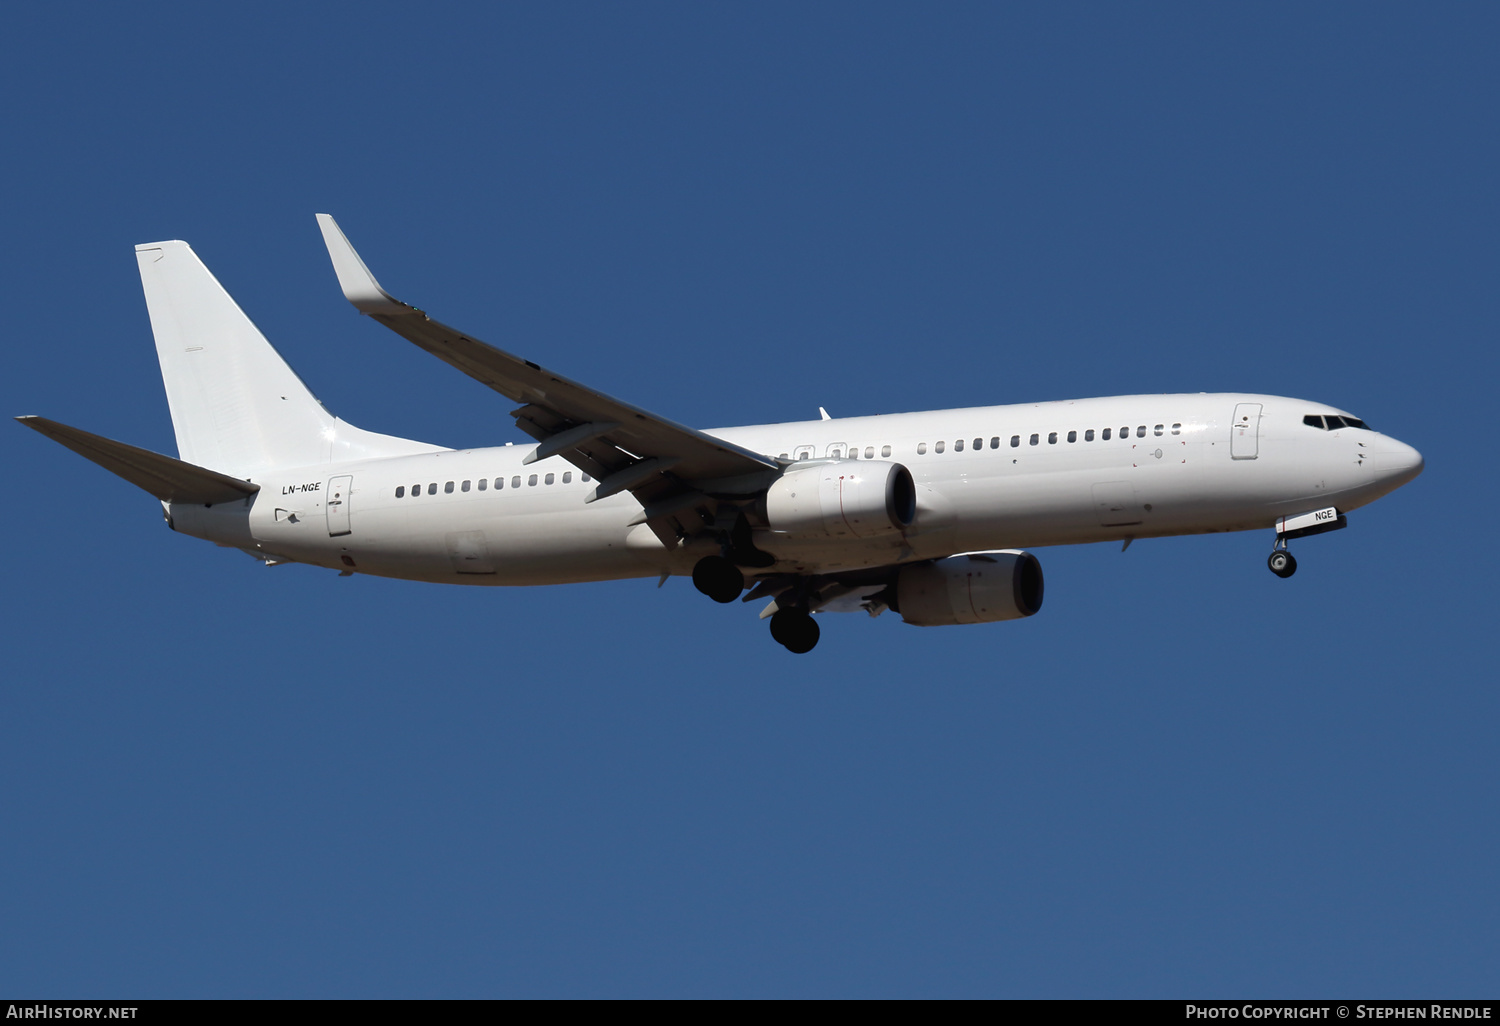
[769,608,820,654]
[691,513,773,604]
[692,554,744,604]
[692,554,821,653]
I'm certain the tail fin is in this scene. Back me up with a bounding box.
[135,240,439,477]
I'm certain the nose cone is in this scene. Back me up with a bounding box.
[1377,437,1424,490]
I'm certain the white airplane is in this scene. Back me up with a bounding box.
[18,216,1424,653]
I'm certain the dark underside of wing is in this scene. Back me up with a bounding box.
[317,214,781,544]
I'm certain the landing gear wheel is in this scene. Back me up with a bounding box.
[769,609,820,653]
[1267,550,1297,578]
[692,555,744,603]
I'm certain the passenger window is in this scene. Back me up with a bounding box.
[563,471,572,483]
[1067,430,1077,443]
[917,442,927,455]
[395,486,405,498]
[461,480,471,492]
[1048,432,1058,444]
[444,481,454,493]
[1103,428,1111,440]
[1010,435,1020,447]
[1030,434,1039,446]
[973,437,982,451]
[954,439,964,452]
[478,478,487,491]
[413,483,422,496]
[545,473,555,485]
[779,452,789,459]
[428,483,437,495]
[582,474,591,481]
[1154,424,1164,437]
[865,446,874,459]
[495,477,505,490]
[990,437,1000,449]
[1085,429,1094,441]
[528,474,538,487]
[1171,423,1181,435]
[511,476,521,489]
[849,448,859,459]
[881,445,891,458]
[1136,426,1146,438]
[935,441,946,453]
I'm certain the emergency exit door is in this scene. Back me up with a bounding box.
[1231,404,1262,460]
[326,475,352,536]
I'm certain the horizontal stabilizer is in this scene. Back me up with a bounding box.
[17,416,261,505]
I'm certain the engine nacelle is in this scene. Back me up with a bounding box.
[763,460,916,540]
[895,550,1044,626]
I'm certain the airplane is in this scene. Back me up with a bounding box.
[17,215,1425,653]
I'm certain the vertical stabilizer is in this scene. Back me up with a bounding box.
[135,241,438,477]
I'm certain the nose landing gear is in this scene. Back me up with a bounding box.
[1266,507,1346,579]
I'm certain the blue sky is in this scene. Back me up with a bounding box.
[2,2,1496,997]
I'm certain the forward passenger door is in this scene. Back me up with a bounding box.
[1231,404,1262,460]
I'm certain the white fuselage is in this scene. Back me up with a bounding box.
[168,392,1424,585]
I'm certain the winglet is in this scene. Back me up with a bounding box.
[315,214,410,316]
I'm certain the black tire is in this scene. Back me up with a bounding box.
[769,609,820,653]
[1267,550,1297,578]
[692,555,744,603]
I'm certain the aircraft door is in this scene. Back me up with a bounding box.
[793,445,815,461]
[326,475,352,536]
[1230,403,1262,460]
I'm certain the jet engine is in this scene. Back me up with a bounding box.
[762,460,916,540]
[894,550,1044,626]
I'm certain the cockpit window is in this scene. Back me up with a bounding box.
[1305,413,1372,430]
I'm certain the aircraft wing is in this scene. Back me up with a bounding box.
[316,215,780,541]
[17,416,260,505]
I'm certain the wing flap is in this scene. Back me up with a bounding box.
[17,416,260,505]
